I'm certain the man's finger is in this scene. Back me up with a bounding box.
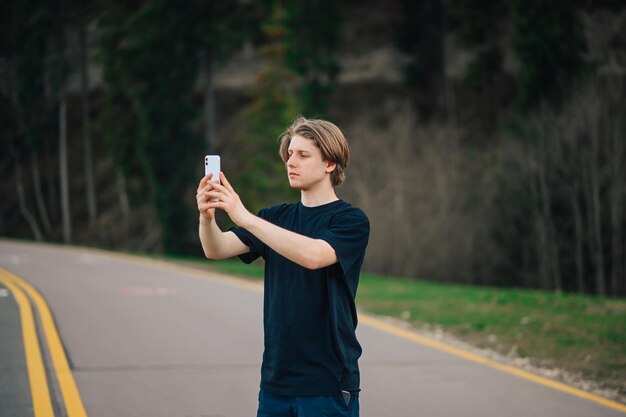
[207,181,226,195]
[198,173,213,191]
[205,191,221,200]
[207,201,224,210]
[205,173,217,185]
[220,172,235,192]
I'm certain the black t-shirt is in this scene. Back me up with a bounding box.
[230,199,370,396]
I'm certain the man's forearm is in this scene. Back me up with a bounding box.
[199,216,227,259]
[242,214,337,270]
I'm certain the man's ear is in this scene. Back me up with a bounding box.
[325,161,337,173]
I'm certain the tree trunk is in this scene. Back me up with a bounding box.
[45,133,60,226]
[535,139,560,291]
[31,152,52,235]
[436,0,453,122]
[525,149,543,289]
[541,136,562,292]
[609,113,624,296]
[116,171,130,220]
[391,154,406,274]
[80,23,97,227]
[571,193,585,294]
[59,93,72,243]
[16,161,44,241]
[583,117,606,296]
[0,199,4,236]
[200,51,215,154]
[590,121,606,296]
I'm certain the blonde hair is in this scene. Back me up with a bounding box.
[279,116,350,187]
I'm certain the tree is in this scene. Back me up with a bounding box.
[509,0,588,111]
[452,0,507,89]
[196,1,249,154]
[97,0,247,253]
[396,0,447,119]
[8,0,57,238]
[79,15,97,227]
[232,2,301,213]
[282,0,342,117]
[496,79,626,296]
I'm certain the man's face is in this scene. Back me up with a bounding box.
[286,135,335,191]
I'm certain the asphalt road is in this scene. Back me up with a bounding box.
[0,240,623,417]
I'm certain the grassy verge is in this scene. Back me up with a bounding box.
[356,273,625,396]
[156,254,625,398]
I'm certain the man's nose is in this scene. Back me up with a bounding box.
[287,155,297,166]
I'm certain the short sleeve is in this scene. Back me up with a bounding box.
[229,207,271,264]
[317,208,370,276]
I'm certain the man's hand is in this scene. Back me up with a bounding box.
[196,173,219,223]
[197,172,251,260]
[205,172,255,227]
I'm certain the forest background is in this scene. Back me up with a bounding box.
[1,0,625,297]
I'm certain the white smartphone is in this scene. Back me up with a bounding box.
[204,155,221,184]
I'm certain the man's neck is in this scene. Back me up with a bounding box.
[300,185,339,207]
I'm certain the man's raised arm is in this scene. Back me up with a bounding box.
[204,173,337,270]
[197,174,249,260]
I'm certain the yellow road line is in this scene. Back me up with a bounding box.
[359,314,626,414]
[1,268,88,417]
[0,272,55,417]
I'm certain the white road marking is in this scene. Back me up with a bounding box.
[0,254,27,265]
[120,286,186,297]
[0,288,9,297]
[75,253,110,265]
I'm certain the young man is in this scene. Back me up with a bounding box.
[196,116,369,417]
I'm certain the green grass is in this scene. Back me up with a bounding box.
[157,255,626,397]
[356,273,625,394]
